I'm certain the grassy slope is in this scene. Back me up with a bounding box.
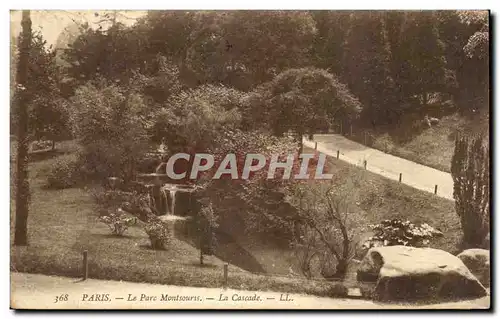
[9,141,346,297]
[370,113,489,173]
[10,139,462,297]
[302,146,461,254]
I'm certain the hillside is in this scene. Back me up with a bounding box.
[370,112,489,173]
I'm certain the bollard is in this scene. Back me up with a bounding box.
[314,142,317,150]
[434,185,438,195]
[82,250,88,280]
[337,150,340,159]
[399,173,402,183]
[223,263,228,289]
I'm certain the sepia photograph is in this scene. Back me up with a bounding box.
[8,8,491,310]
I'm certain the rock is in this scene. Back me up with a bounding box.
[457,249,490,287]
[483,233,490,249]
[357,245,487,302]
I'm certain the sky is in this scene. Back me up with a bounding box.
[10,10,147,47]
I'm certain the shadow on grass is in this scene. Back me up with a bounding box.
[94,233,141,240]
[187,262,218,269]
[28,149,65,163]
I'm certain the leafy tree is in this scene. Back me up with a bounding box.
[247,67,362,150]
[181,11,317,90]
[11,31,68,143]
[196,202,218,265]
[458,11,489,59]
[219,11,317,89]
[129,54,185,104]
[456,11,489,114]
[69,83,150,182]
[152,84,244,153]
[341,12,396,126]
[396,12,449,106]
[310,11,351,76]
[14,10,32,246]
[198,129,301,242]
[63,22,146,87]
[286,180,356,279]
[451,133,489,248]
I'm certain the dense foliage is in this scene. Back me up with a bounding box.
[451,134,490,248]
[362,219,443,249]
[13,9,490,259]
[69,83,150,182]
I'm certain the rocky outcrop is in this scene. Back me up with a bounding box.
[357,246,487,302]
[457,249,490,287]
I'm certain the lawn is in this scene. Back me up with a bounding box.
[369,113,489,173]
[302,146,461,254]
[9,140,349,298]
[10,139,462,299]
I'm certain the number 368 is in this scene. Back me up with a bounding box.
[54,294,68,303]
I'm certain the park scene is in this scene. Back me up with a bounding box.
[10,10,490,309]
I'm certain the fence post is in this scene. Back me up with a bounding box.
[399,173,402,183]
[434,185,438,195]
[82,250,88,280]
[223,263,228,289]
[337,150,340,159]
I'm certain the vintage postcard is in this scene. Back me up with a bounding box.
[9,10,490,310]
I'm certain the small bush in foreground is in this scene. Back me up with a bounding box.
[46,155,82,189]
[144,221,172,250]
[99,212,137,236]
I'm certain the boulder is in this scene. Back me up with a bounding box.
[457,249,490,287]
[357,245,487,302]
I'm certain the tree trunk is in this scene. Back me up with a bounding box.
[14,10,32,246]
[334,260,348,279]
[297,131,303,155]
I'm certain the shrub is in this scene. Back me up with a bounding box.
[144,221,172,250]
[46,155,82,189]
[99,211,137,236]
[30,139,53,151]
[451,133,489,248]
[92,189,136,210]
[196,202,218,264]
[69,83,150,183]
[362,219,443,250]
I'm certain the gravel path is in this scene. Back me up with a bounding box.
[11,273,488,310]
[303,134,454,200]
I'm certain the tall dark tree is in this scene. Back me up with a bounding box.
[310,11,351,76]
[342,12,396,126]
[397,12,448,106]
[14,10,32,246]
[451,134,489,248]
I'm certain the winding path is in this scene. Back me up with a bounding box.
[303,134,454,201]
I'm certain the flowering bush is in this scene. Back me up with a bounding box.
[31,140,53,151]
[363,219,443,249]
[99,212,137,236]
[46,154,82,189]
[144,221,172,250]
